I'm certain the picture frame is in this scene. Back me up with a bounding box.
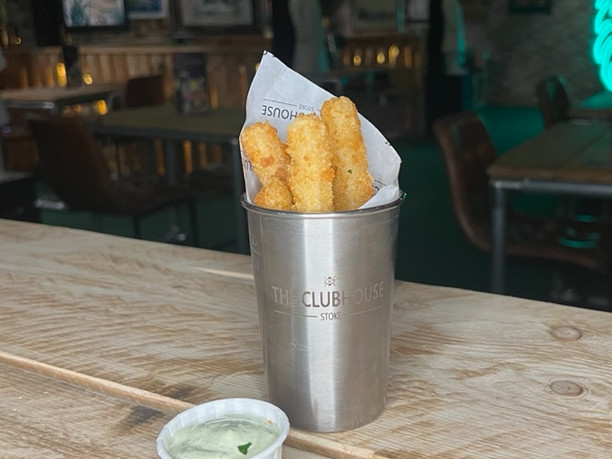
[62,0,129,33]
[171,0,260,37]
[406,0,430,23]
[508,0,551,14]
[127,0,168,19]
[352,0,402,34]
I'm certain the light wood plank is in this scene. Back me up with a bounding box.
[0,362,326,458]
[1,220,611,457]
[1,362,168,458]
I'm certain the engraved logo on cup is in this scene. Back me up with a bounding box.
[323,276,336,287]
[271,277,386,321]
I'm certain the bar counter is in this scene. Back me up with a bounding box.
[1,219,611,457]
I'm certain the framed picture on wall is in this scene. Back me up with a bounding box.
[353,0,400,33]
[508,0,552,14]
[127,0,168,19]
[62,0,129,33]
[171,0,260,37]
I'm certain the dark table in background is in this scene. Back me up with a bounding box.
[0,83,121,113]
[88,104,248,254]
[568,90,612,121]
[487,120,612,293]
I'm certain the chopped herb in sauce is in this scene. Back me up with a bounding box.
[238,442,252,455]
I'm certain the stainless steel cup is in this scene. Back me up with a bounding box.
[242,195,403,432]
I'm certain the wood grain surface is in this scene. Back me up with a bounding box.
[1,361,322,459]
[1,220,611,458]
[2,362,170,458]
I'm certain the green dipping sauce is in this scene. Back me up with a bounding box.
[167,415,280,459]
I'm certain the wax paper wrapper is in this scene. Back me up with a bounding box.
[240,51,402,209]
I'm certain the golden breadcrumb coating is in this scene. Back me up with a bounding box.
[286,113,335,212]
[242,96,374,212]
[254,177,293,210]
[241,121,293,210]
[241,121,290,184]
[321,96,374,211]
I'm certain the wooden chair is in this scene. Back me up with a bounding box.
[27,113,199,246]
[433,111,612,303]
[111,74,167,177]
[123,74,166,109]
[535,75,571,128]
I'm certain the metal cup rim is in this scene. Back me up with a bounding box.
[241,192,405,218]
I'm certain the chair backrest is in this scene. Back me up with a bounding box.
[536,75,570,128]
[27,113,130,213]
[433,111,497,252]
[124,74,165,108]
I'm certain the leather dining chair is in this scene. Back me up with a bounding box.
[433,111,612,304]
[535,75,571,129]
[27,113,199,246]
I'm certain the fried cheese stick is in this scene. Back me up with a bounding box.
[254,176,294,209]
[286,113,335,212]
[321,96,374,211]
[241,121,293,210]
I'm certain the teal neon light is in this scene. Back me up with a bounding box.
[593,0,612,89]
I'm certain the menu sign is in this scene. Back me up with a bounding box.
[173,52,209,115]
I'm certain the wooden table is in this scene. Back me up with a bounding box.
[88,104,248,254]
[0,83,121,113]
[2,219,611,457]
[0,170,39,222]
[568,90,612,121]
[487,120,612,293]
